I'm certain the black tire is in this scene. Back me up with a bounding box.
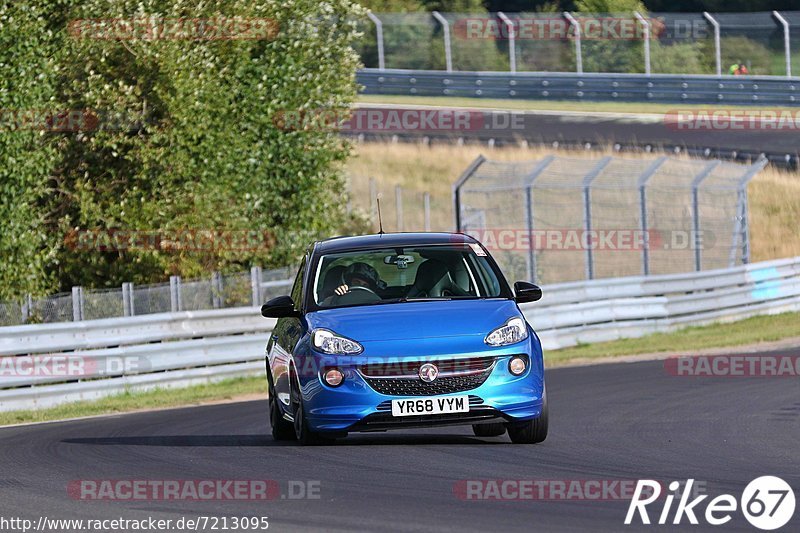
[507,386,548,444]
[267,366,295,441]
[472,423,506,437]
[290,370,335,446]
[269,390,296,441]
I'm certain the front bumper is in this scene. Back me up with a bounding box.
[294,334,545,433]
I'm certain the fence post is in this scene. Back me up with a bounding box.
[122,282,135,317]
[369,177,378,229]
[423,192,431,231]
[432,11,452,73]
[453,155,487,231]
[634,11,651,75]
[773,11,792,77]
[563,12,583,74]
[581,157,613,280]
[71,286,84,321]
[169,275,182,312]
[367,12,385,71]
[703,12,721,76]
[21,294,32,323]
[395,185,403,231]
[211,271,223,308]
[523,155,556,283]
[637,157,668,276]
[690,161,721,271]
[497,12,516,73]
[251,266,263,307]
[731,157,768,266]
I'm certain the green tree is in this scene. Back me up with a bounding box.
[0,2,60,299]
[1,0,365,298]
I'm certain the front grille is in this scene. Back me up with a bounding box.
[360,358,497,396]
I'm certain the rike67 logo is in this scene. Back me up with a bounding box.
[626,477,796,530]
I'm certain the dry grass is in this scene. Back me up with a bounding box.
[748,169,800,261]
[345,142,800,262]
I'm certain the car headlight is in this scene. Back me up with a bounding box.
[311,328,363,355]
[485,317,528,346]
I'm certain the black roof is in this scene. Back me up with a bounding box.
[313,232,477,254]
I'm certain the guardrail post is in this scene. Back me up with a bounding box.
[703,12,721,76]
[523,155,556,283]
[169,275,182,312]
[432,11,452,73]
[690,161,721,271]
[497,12,516,73]
[71,286,84,321]
[122,282,135,317]
[367,12,385,71]
[563,12,583,74]
[582,157,613,280]
[637,157,668,275]
[251,266,263,306]
[634,11,651,75]
[211,272,223,308]
[773,11,792,77]
[423,192,431,231]
[453,155,487,231]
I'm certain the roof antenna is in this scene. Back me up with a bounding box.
[376,196,385,235]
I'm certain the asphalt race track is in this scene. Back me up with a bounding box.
[352,105,800,165]
[1,349,797,532]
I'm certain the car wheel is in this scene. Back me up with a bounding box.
[507,386,548,444]
[269,387,296,441]
[472,423,506,437]
[290,370,335,446]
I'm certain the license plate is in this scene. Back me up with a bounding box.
[391,395,469,417]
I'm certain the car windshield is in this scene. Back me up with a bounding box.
[310,244,510,310]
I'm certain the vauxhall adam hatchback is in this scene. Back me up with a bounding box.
[262,232,547,445]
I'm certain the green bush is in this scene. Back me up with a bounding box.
[0,3,60,300]
[1,0,364,298]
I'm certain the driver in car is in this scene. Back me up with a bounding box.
[324,262,383,305]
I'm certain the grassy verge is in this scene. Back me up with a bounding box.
[546,311,800,365]
[0,376,266,427]
[357,94,797,114]
[1,312,798,427]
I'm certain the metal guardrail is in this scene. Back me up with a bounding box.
[358,69,800,106]
[0,256,797,412]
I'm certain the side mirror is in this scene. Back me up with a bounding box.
[261,295,300,318]
[514,281,542,304]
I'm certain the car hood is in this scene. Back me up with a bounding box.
[307,299,522,342]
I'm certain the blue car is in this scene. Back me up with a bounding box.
[262,232,547,445]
